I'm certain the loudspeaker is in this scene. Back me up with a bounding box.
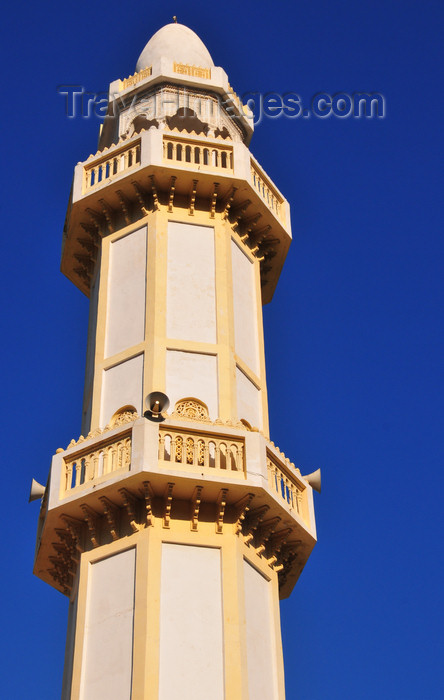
[28,478,45,503]
[144,391,170,422]
[301,468,321,493]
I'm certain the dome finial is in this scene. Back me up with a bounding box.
[172,15,178,23]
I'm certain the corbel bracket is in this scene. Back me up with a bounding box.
[168,176,177,213]
[99,496,120,541]
[163,483,174,529]
[132,180,149,216]
[233,493,255,535]
[119,488,142,532]
[141,481,155,527]
[190,485,203,532]
[216,488,229,534]
[210,182,219,219]
[80,504,100,548]
[116,189,132,225]
[189,179,198,216]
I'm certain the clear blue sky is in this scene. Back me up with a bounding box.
[1,1,443,698]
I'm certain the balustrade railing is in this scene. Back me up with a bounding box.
[159,427,244,475]
[163,136,233,172]
[267,456,305,516]
[62,434,132,496]
[83,140,141,193]
[250,161,284,222]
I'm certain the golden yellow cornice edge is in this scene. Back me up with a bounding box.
[173,61,211,79]
[61,409,139,451]
[119,66,152,91]
[268,440,302,476]
[60,407,261,453]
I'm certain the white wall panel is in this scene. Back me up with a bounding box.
[80,549,136,700]
[166,350,218,419]
[243,561,278,700]
[100,354,143,427]
[167,222,216,343]
[105,227,146,358]
[231,240,260,374]
[236,366,262,429]
[159,544,224,700]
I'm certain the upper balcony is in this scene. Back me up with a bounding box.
[62,128,292,304]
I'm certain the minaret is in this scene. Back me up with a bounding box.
[32,22,319,700]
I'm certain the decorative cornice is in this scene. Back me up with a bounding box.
[119,66,152,91]
[267,440,302,476]
[173,62,211,80]
[64,410,139,450]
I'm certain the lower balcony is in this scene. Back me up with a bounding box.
[34,411,316,599]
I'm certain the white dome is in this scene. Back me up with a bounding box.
[136,23,214,72]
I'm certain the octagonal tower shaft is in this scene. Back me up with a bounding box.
[80,204,270,439]
[33,23,317,700]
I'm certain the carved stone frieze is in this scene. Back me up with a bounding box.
[118,83,244,143]
[171,398,211,422]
